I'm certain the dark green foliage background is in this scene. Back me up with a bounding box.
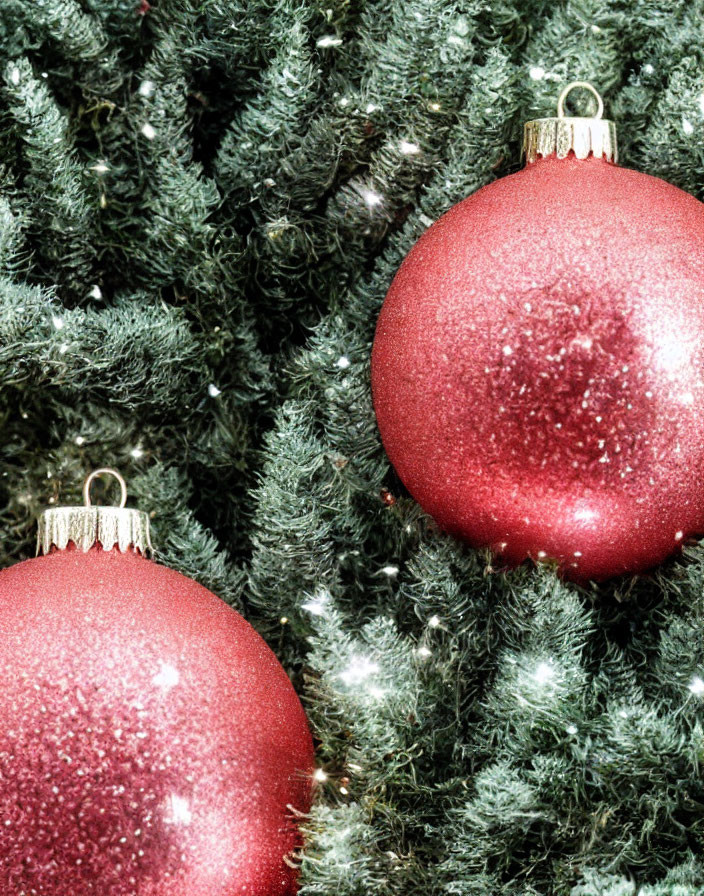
[1,1,704,893]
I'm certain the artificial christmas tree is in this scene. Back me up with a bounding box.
[1,1,704,894]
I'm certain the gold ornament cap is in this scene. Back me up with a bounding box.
[37,468,153,557]
[523,81,617,164]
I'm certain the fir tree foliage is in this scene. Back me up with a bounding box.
[0,0,704,893]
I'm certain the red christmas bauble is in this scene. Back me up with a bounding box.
[372,101,704,581]
[0,537,313,893]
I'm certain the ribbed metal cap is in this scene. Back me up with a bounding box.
[37,468,153,557]
[523,81,617,165]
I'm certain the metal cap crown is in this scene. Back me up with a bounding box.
[37,468,153,557]
[523,81,617,164]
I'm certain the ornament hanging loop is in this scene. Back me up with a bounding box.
[557,81,604,120]
[83,468,128,509]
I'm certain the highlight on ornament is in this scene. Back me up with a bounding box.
[0,468,314,895]
[372,81,704,581]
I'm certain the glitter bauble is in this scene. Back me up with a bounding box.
[371,86,704,581]
[0,500,313,894]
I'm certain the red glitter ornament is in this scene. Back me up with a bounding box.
[0,469,314,895]
[372,82,704,581]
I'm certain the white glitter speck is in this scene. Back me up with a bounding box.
[533,662,554,683]
[302,589,330,617]
[152,663,180,690]
[361,187,383,208]
[689,676,704,696]
[166,794,192,825]
[339,657,379,686]
[316,35,342,47]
